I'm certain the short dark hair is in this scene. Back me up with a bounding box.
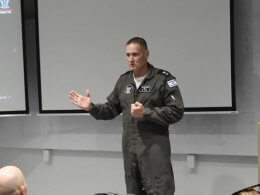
[126,37,148,49]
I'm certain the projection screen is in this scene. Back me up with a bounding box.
[36,0,235,113]
[0,0,28,115]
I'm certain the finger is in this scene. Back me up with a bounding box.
[69,94,78,103]
[69,91,79,98]
[135,101,142,106]
[70,94,81,104]
[131,104,136,112]
[134,103,143,109]
[86,89,90,97]
[131,103,137,110]
[69,92,78,100]
[69,97,78,104]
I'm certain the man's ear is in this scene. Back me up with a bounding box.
[145,49,149,59]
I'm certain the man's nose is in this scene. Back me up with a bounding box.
[129,55,134,61]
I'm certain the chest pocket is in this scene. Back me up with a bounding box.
[136,80,163,107]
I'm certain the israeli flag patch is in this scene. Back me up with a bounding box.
[167,79,177,87]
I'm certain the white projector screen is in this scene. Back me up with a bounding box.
[36,0,235,113]
[0,0,28,114]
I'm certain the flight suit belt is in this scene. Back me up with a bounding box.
[123,122,169,135]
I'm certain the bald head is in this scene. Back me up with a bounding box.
[0,166,27,195]
[239,191,259,195]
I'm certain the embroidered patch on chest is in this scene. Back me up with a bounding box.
[124,84,134,94]
[138,85,151,93]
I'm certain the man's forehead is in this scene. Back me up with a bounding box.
[126,43,145,52]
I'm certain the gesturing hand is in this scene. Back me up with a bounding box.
[131,101,145,119]
[68,89,93,111]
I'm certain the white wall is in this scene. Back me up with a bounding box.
[0,148,257,195]
[0,0,260,194]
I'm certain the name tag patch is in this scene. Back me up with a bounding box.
[167,79,177,87]
[138,86,151,93]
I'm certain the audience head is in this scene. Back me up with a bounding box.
[0,166,27,195]
[238,191,259,195]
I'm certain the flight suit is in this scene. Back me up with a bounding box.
[89,64,184,195]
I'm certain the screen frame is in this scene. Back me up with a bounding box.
[0,0,29,115]
[35,0,236,114]
[184,0,236,113]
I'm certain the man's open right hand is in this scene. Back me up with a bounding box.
[68,89,92,111]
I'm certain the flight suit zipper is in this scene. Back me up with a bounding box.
[132,82,137,122]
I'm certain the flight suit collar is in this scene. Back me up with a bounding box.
[129,63,155,82]
[145,63,155,80]
[125,64,157,104]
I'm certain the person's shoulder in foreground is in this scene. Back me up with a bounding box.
[0,166,27,195]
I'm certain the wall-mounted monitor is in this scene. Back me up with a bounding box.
[0,0,29,115]
[36,0,235,113]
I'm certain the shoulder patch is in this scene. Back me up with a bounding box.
[167,79,177,87]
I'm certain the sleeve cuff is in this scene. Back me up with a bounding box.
[89,103,97,114]
[143,107,152,119]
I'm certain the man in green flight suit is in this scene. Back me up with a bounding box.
[69,37,184,195]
